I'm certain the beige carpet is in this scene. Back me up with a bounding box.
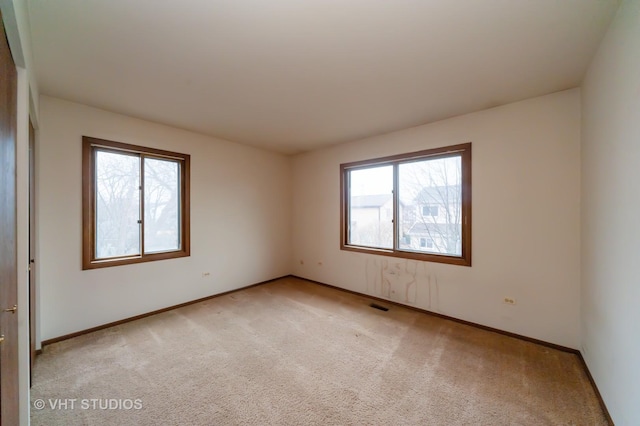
[31,277,607,425]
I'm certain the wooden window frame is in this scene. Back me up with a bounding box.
[82,136,190,270]
[340,143,471,266]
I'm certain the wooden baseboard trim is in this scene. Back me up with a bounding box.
[576,352,614,425]
[41,275,288,348]
[290,275,613,425]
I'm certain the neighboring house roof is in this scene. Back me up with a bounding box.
[350,194,392,208]
[413,186,460,204]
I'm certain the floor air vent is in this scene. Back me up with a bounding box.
[369,303,389,312]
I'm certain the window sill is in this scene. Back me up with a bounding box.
[340,244,471,266]
[82,250,190,270]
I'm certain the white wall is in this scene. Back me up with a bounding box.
[581,1,640,424]
[292,89,581,349]
[38,96,291,340]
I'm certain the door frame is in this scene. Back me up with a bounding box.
[0,9,21,425]
[29,119,36,386]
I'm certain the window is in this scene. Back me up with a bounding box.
[422,205,438,216]
[421,238,434,249]
[340,143,471,266]
[82,136,190,269]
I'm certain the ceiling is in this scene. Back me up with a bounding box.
[28,0,619,154]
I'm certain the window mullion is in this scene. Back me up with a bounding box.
[393,162,399,251]
[345,169,350,245]
[139,154,145,256]
[92,148,98,261]
[178,162,183,249]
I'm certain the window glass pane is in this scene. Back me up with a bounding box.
[95,151,141,258]
[398,156,462,256]
[348,165,393,249]
[144,158,180,253]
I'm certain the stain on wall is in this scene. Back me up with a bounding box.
[365,258,440,310]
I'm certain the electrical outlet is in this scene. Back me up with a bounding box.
[503,297,516,305]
